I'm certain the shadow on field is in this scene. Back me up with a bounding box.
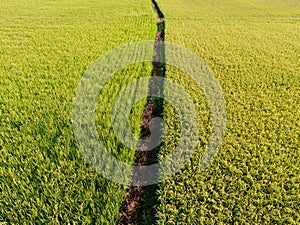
[117,1,165,224]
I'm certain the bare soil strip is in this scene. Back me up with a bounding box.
[117,1,165,224]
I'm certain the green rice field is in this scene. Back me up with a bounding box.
[1,0,299,224]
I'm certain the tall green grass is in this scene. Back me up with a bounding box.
[156,0,300,224]
[0,0,155,224]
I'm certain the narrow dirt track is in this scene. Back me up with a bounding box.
[117,1,165,224]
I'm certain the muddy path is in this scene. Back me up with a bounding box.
[117,1,165,224]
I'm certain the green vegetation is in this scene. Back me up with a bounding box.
[0,0,155,223]
[157,0,300,224]
[1,0,299,224]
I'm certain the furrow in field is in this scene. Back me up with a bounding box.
[117,1,165,224]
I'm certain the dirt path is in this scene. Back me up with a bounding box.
[117,1,165,224]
